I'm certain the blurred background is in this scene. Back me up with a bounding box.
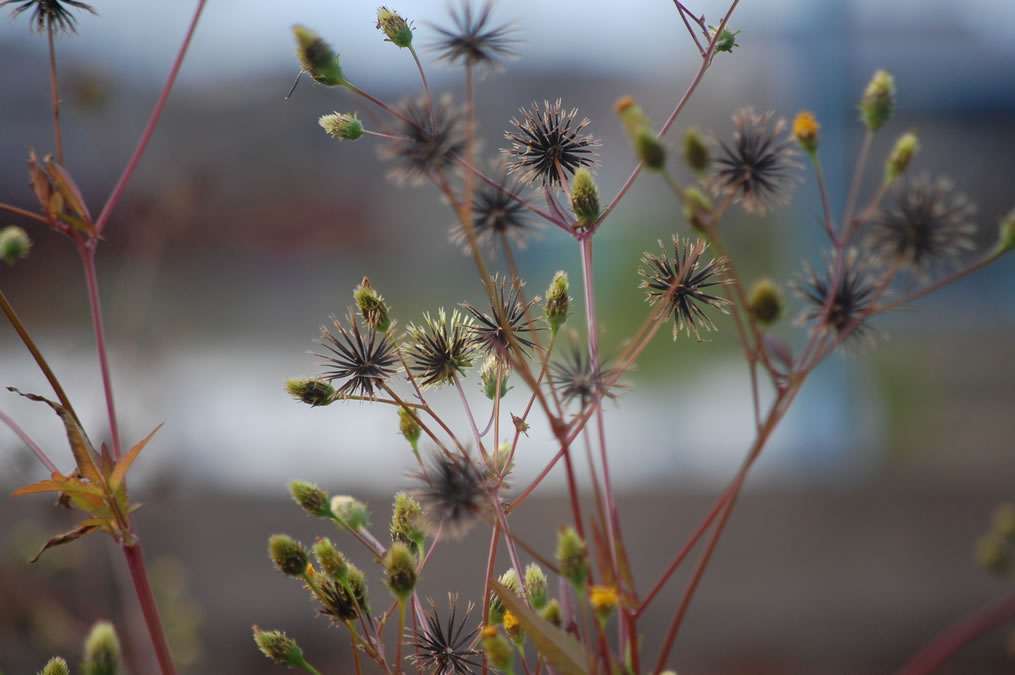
[1,0,1014,672]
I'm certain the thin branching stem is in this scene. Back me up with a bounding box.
[0,407,58,473]
[47,26,63,163]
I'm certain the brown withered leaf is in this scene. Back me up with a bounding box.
[28,521,101,563]
[43,154,94,233]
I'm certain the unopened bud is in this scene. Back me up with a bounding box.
[377,7,413,48]
[82,621,121,675]
[993,207,1015,256]
[398,407,421,454]
[293,25,347,87]
[540,598,562,627]
[682,127,710,174]
[285,378,335,406]
[384,541,418,600]
[41,657,70,675]
[683,186,714,231]
[390,491,426,551]
[312,538,348,580]
[635,127,666,171]
[556,527,588,588]
[524,563,548,610]
[319,112,364,141]
[0,225,31,266]
[747,278,784,326]
[709,25,741,53]
[252,626,306,668]
[482,626,513,671]
[268,534,309,577]
[544,270,570,334]
[571,168,600,228]
[480,356,510,400]
[290,480,332,518]
[860,69,895,132]
[885,131,918,183]
[353,277,391,331]
[330,495,370,530]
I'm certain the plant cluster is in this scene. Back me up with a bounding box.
[2,1,1014,674]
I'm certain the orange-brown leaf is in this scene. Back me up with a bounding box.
[11,473,104,498]
[490,580,589,675]
[43,154,93,227]
[27,521,101,563]
[27,148,53,217]
[7,388,104,488]
[109,424,162,492]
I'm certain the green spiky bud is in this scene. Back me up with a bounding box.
[285,377,335,407]
[376,7,413,48]
[390,491,426,552]
[544,271,570,334]
[524,563,548,610]
[570,168,600,229]
[290,480,332,518]
[859,69,895,133]
[330,496,370,530]
[384,541,418,600]
[346,563,371,614]
[82,621,121,675]
[1,225,31,266]
[683,186,714,231]
[681,127,710,174]
[292,25,347,87]
[40,657,70,675]
[398,407,421,454]
[319,112,364,141]
[268,534,309,577]
[491,442,514,478]
[312,537,348,580]
[747,278,784,326]
[480,356,510,400]
[488,568,521,624]
[556,527,588,589]
[353,277,391,332]
[709,25,741,53]
[885,131,919,183]
[540,598,562,627]
[994,207,1015,256]
[635,127,666,171]
[252,626,306,668]
[482,627,514,672]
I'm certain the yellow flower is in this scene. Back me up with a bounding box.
[792,111,820,154]
[588,585,619,621]
[502,610,523,642]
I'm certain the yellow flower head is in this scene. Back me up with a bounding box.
[588,585,619,620]
[792,111,820,154]
[502,610,523,642]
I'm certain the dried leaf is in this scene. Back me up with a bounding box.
[27,521,100,563]
[27,148,53,216]
[44,154,93,227]
[11,473,104,499]
[7,388,104,488]
[490,580,589,675]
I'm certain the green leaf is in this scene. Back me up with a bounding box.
[490,580,589,675]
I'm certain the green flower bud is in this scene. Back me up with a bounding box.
[482,626,514,672]
[40,657,70,675]
[524,563,548,610]
[994,207,1015,256]
[312,537,348,580]
[885,131,919,183]
[860,69,895,133]
[682,186,714,232]
[487,568,520,624]
[540,598,562,627]
[331,495,370,530]
[390,491,426,552]
[346,563,371,614]
[319,112,364,141]
[384,541,418,600]
[1,225,31,266]
[556,527,588,589]
[614,95,651,138]
[398,407,421,454]
[290,480,332,518]
[681,127,710,174]
[480,356,510,400]
[353,277,391,331]
[747,278,784,326]
[268,534,309,577]
[544,270,570,334]
[570,168,600,229]
[491,442,514,478]
[252,626,306,668]
[376,7,413,48]
[709,25,741,53]
[292,25,347,87]
[285,377,335,407]
[82,621,121,675]
[635,127,666,171]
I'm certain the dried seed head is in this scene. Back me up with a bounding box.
[503,99,599,188]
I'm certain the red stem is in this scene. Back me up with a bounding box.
[896,594,1015,675]
[122,542,178,675]
[94,0,208,236]
[47,26,63,163]
[79,244,123,459]
[0,408,58,473]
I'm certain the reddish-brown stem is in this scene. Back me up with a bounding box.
[47,26,63,163]
[94,0,208,236]
[0,407,58,473]
[0,202,50,225]
[481,523,500,675]
[122,542,178,675]
[79,244,123,459]
[0,289,80,424]
[896,594,1015,675]
[455,157,563,226]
